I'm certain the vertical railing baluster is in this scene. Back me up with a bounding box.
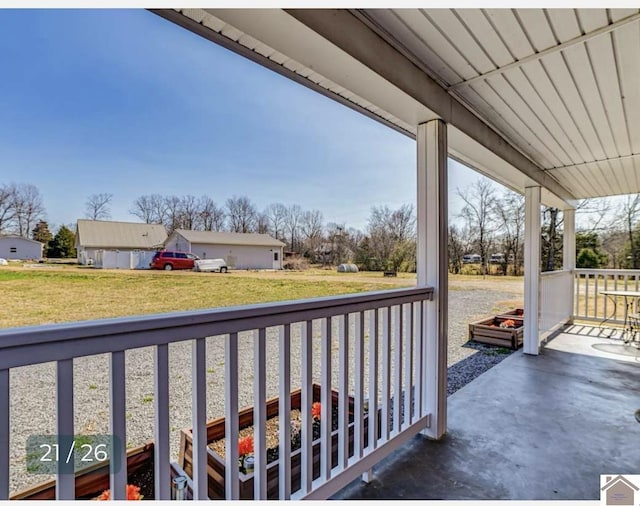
[56,359,74,500]
[154,344,170,500]
[354,312,365,462]
[604,274,609,320]
[338,314,349,471]
[393,305,403,435]
[254,329,267,499]
[381,307,391,441]
[279,325,291,499]
[593,275,600,318]
[301,321,313,494]
[320,317,332,481]
[225,333,239,500]
[191,338,207,499]
[614,274,619,320]
[585,273,590,319]
[404,303,413,430]
[368,309,379,454]
[0,369,8,500]
[110,351,127,500]
[414,301,423,423]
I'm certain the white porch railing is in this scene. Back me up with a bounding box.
[574,269,640,323]
[540,270,573,341]
[0,287,433,500]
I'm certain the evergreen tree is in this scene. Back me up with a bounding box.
[31,220,53,257]
[49,225,76,258]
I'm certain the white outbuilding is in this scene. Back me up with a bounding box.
[165,230,285,270]
[0,235,44,261]
[75,220,168,269]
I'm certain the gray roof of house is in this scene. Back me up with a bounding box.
[0,235,43,245]
[76,220,168,249]
[172,230,286,248]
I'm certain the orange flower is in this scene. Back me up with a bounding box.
[97,484,143,500]
[238,435,254,457]
[499,319,516,328]
[312,402,321,420]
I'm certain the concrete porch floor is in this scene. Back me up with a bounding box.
[333,328,640,500]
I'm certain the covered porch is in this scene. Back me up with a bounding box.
[335,330,640,500]
[1,7,640,501]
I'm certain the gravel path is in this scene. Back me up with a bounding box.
[8,283,522,495]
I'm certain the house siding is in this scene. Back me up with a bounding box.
[0,237,43,260]
[165,234,282,270]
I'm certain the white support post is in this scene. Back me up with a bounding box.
[564,208,576,324]
[524,186,541,355]
[416,119,447,440]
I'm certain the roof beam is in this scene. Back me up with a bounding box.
[449,11,640,91]
[286,9,576,204]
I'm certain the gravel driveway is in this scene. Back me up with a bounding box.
[8,282,522,495]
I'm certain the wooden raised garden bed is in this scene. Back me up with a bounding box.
[498,308,524,320]
[178,384,370,500]
[11,442,155,500]
[469,314,524,350]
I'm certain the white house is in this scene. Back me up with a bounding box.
[75,220,168,269]
[0,235,43,261]
[165,230,285,270]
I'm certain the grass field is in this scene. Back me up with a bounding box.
[0,265,528,329]
[0,266,416,328]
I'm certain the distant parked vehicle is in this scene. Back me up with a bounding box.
[150,250,199,270]
[194,258,228,273]
[490,253,505,263]
[462,254,481,264]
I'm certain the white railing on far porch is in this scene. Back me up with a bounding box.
[574,269,640,323]
[0,286,433,501]
[540,270,574,341]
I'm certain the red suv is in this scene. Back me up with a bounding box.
[150,251,199,271]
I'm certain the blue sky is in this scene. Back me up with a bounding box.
[0,9,481,232]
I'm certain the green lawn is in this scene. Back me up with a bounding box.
[0,267,409,329]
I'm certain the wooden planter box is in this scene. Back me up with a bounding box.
[498,308,524,320]
[178,384,370,500]
[11,442,155,500]
[469,315,524,349]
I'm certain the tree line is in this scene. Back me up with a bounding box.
[6,179,639,273]
[450,180,640,274]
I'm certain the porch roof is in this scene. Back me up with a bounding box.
[155,8,640,209]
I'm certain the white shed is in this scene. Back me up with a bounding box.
[0,235,44,261]
[165,230,286,270]
[75,220,168,268]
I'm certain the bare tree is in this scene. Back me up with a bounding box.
[265,203,288,241]
[198,196,225,231]
[0,183,17,234]
[163,195,182,233]
[367,204,416,270]
[85,193,113,220]
[285,204,303,253]
[13,183,45,238]
[256,212,270,234]
[300,209,324,258]
[130,194,166,224]
[458,179,496,275]
[226,195,257,233]
[179,195,199,230]
[448,225,466,274]
[493,191,524,275]
[619,194,640,268]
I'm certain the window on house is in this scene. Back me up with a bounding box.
[274,252,279,261]
[10,247,16,253]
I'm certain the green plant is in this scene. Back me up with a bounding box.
[142,394,153,404]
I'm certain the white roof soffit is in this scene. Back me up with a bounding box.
[154,8,580,208]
